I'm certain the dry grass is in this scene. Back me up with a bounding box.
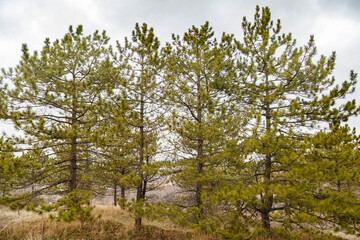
[0,205,216,240]
[93,205,188,233]
[0,205,355,240]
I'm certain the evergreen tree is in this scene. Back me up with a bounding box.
[95,126,137,207]
[0,78,13,197]
[222,6,359,235]
[112,23,165,229]
[2,25,112,204]
[293,124,360,235]
[163,22,242,226]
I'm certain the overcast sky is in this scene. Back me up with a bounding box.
[1,0,360,133]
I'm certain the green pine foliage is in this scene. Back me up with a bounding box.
[2,25,112,193]
[163,22,244,227]
[51,189,97,226]
[218,5,360,236]
[297,124,360,235]
[0,137,20,197]
[1,25,113,220]
[89,61,137,208]
[111,23,166,229]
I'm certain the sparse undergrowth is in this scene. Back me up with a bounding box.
[0,205,215,240]
[0,205,354,240]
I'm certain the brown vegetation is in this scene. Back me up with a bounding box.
[0,205,216,240]
[0,205,355,240]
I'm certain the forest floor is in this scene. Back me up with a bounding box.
[0,205,356,240]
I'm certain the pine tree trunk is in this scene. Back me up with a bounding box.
[135,181,143,230]
[120,186,126,207]
[261,102,273,234]
[135,217,142,230]
[69,140,77,191]
[196,159,204,218]
[261,210,271,232]
[113,184,117,206]
[135,86,145,230]
[69,91,77,192]
[142,179,147,199]
[195,79,204,220]
[69,110,77,192]
[261,153,273,233]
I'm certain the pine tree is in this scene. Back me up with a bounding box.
[112,23,165,229]
[163,22,242,227]
[2,25,112,206]
[222,6,359,234]
[95,125,137,207]
[293,124,360,235]
[0,78,13,197]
